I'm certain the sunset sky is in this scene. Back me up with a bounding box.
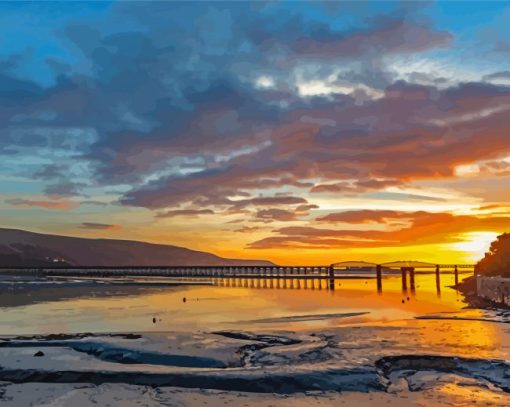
[1,1,510,265]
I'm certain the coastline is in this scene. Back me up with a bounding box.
[456,276,510,310]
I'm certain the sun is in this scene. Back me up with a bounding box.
[451,232,498,262]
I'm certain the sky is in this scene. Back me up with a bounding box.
[1,1,510,265]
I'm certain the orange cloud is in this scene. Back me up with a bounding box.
[5,198,78,210]
[248,211,510,250]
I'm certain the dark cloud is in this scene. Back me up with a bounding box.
[32,164,66,180]
[80,200,108,207]
[493,41,510,54]
[483,71,510,81]
[234,226,264,233]
[155,209,214,218]
[317,210,422,224]
[79,222,119,230]
[120,80,510,209]
[288,21,452,59]
[255,208,297,222]
[229,196,308,210]
[44,181,87,197]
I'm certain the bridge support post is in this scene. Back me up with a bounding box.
[454,265,459,286]
[328,266,335,291]
[401,267,407,290]
[376,265,382,293]
[435,265,441,295]
[409,267,415,291]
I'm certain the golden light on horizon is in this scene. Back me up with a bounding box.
[451,231,498,262]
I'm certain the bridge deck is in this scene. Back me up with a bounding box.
[0,262,475,279]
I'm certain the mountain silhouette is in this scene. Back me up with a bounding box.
[0,228,274,267]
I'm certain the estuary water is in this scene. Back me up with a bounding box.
[0,272,485,335]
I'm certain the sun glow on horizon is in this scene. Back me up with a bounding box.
[450,231,498,262]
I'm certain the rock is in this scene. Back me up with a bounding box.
[33,350,45,357]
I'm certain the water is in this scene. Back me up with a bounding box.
[0,272,474,335]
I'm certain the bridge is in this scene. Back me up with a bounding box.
[1,261,475,292]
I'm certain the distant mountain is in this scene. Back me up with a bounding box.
[0,228,274,267]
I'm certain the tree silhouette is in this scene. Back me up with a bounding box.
[475,233,510,277]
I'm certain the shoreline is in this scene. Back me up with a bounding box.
[456,276,510,310]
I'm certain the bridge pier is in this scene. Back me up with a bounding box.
[376,264,382,293]
[435,265,441,296]
[401,267,407,290]
[409,267,415,291]
[454,265,459,286]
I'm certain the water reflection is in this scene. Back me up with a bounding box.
[209,272,469,297]
[0,282,171,308]
[0,273,474,335]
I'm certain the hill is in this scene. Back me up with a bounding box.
[0,228,274,267]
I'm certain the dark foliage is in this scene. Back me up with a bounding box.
[475,233,510,277]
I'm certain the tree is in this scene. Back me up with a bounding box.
[475,233,510,277]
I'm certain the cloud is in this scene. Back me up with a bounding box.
[80,200,109,207]
[288,21,452,59]
[116,80,510,210]
[311,179,401,194]
[317,210,422,224]
[480,160,510,176]
[234,226,263,233]
[5,198,78,210]
[155,209,215,218]
[44,181,87,197]
[0,3,464,201]
[255,208,298,222]
[251,201,319,222]
[248,211,510,249]
[229,196,308,210]
[79,222,119,230]
[296,204,319,212]
[483,70,510,85]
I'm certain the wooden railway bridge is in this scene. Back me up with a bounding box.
[1,260,475,292]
